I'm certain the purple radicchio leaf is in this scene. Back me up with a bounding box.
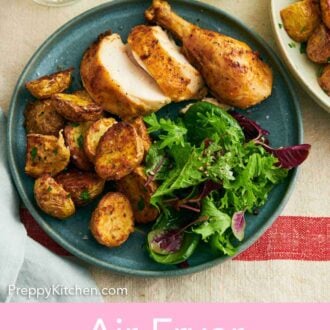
[150,229,184,254]
[164,181,221,213]
[231,211,246,242]
[229,111,269,141]
[261,143,311,169]
[199,180,222,200]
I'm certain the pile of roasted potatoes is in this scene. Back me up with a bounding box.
[280,0,330,96]
[24,69,159,248]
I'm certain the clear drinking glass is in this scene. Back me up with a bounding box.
[33,0,81,7]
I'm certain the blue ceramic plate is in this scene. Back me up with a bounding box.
[7,0,302,276]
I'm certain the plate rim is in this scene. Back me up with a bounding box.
[7,0,303,277]
[270,0,330,113]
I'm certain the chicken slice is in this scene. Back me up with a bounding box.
[128,25,207,102]
[80,32,170,119]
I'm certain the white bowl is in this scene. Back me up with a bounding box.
[270,0,330,112]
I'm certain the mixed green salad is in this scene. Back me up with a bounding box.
[143,102,310,265]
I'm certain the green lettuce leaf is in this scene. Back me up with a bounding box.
[192,197,231,240]
[183,101,245,147]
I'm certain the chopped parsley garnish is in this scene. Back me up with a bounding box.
[80,190,90,201]
[30,147,38,161]
[77,134,84,149]
[327,57,330,64]
[300,42,307,54]
[71,122,79,127]
[318,66,324,77]
[278,23,282,29]
[53,148,58,155]
[288,42,296,48]
[300,26,307,33]
[47,186,52,192]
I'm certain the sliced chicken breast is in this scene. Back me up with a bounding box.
[128,25,207,102]
[80,32,170,119]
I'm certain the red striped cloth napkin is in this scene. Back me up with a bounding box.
[20,208,329,261]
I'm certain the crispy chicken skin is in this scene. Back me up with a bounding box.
[128,25,207,101]
[145,0,273,109]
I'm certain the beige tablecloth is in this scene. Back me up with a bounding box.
[1,0,329,302]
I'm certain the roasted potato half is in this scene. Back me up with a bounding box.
[95,122,144,180]
[129,117,152,157]
[56,170,105,206]
[318,64,330,95]
[90,192,134,247]
[34,175,75,219]
[84,117,117,162]
[25,131,70,178]
[321,0,330,29]
[117,167,159,224]
[24,99,66,136]
[64,122,94,171]
[280,0,321,42]
[72,89,94,101]
[52,93,103,122]
[25,68,73,99]
[307,24,330,63]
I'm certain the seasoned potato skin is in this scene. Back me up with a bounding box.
[64,122,94,171]
[117,167,159,224]
[52,93,103,122]
[34,175,75,219]
[307,24,330,63]
[90,192,134,247]
[95,122,144,180]
[84,117,117,162]
[129,117,152,157]
[56,170,105,206]
[72,89,95,102]
[25,68,73,99]
[321,0,330,29]
[318,64,330,95]
[280,0,321,42]
[24,99,65,136]
[25,131,70,178]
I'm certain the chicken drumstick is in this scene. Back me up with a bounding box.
[145,0,273,109]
